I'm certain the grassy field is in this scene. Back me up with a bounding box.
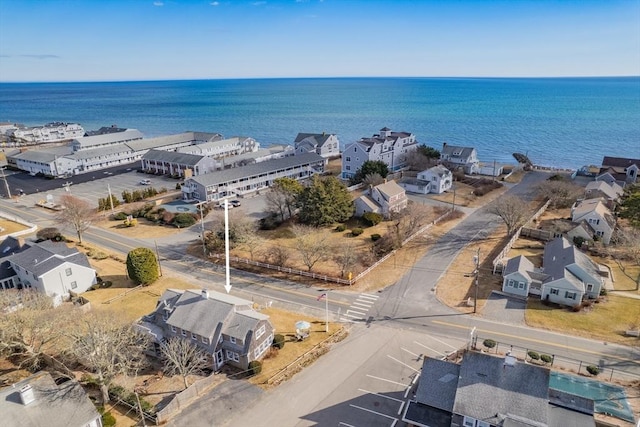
[526,295,640,345]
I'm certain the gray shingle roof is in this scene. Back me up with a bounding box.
[542,237,601,286]
[163,289,268,340]
[442,144,475,159]
[454,351,550,425]
[294,132,334,146]
[415,357,460,411]
[189,152,324,187]
[0,371,100,427]
[503,255,534,279]
[68,143,133,160]
[73,129,143,148]
[142,149,206,165]
[6,241,91,278]
[11,146,73,162]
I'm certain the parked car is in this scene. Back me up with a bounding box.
[139,179,151,185]
[230,200,241,207]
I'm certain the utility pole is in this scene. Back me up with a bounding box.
[107,183,115,214]
[197,201,207,257]
[451,184,456,212]
[473,248,480,314]
[0,167,11,199]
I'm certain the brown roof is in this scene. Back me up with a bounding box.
[601,156,640,169]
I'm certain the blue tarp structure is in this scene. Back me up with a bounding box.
[550,372,635,423]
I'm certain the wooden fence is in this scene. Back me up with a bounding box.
[155,373,221,424]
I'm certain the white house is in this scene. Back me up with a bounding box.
[584,180,623,209]
[540,237,605,306]
[3,241,97,306]
[571,198,616,244]
[399,165,453,195]
[294,132,340,158]
[354,180,408,218]
[440,143,479,174]
[341,127,418,179]
[11,122,85,144]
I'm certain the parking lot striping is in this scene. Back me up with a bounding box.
[404,385,412,399]
[401,347,420,358]
[366,375,409,388]
[339,423,356,427]
[387,355,420,373]
[349,404,398,422]
[397,401,405,416]
[413,341,447,356]
[357,389,404,404]
[425,334,459,351]
[430,320,640,366]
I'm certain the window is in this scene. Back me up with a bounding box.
[477,422,490,427]
[518,282,524,289]
[226,350,239,362]
[550,288,559,295]
[70,281,77,289]
[181,329,187,336]
[587,284,593,292]
[65,268,72,276]
[345,156,351,162]
[463,417,476,427]
[202,336,208,344]
[565,291,577,300]
[191,332,197,340]
[507,279,514,287]
[171,326,176,333]
[229,336,236,344]
[256,325,266,339]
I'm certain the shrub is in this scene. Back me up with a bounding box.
[123,218,138,227]
[600,288,608,296]
[362,212,383,226]
[126,247,159,286]
[573,236,586,248]
[173,213,197,228]
[36,227,63,242]
[586,365,600,376]
[260,214,281,230]
[351,228,364,236]
[272,334,285,349]
[540,354,553,365]
[335,224,346,232]
[527,351,540,361]
[113,212,128,220]
[370,233,382,242]
[483,339,497,350]
[101,281,113,288]
[100,410,116,427]
[248,360,262,376]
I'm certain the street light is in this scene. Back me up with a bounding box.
[473,249,480,314]
[196,201,207,257]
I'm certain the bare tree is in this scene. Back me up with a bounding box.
[611,227,640,290]
[263,246,290,267]
[333,242,359,278]
[69,312,149,404]
[160,337,210,389]
[362,173,385,188]
[265,177,303,222]
[292,225,331,272]
[55,194,96,243]
[0,290,75,372]
[536,180,583,208]
[387,203,433,247]
[487,195,530,235]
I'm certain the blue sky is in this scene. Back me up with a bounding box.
[0,0,638,82]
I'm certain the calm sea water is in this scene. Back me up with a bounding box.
[0,77,638,169]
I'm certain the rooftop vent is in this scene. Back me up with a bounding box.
[201,289,209,299]
[19,384,36,405]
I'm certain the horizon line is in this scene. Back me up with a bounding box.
[1,75,639,84]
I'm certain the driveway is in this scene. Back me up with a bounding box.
[481,291,526,325]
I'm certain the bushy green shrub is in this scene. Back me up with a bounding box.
[260,214,281,230]
[272,334,285,349]
[351,228,364,236]
[527,351,540,361]
[335,224,346,232]
[483,340,497,350]
[370,233,381,241]
[172,213,197,228]
[126,247,159,286]
[101,411,116,427]
[36,227,63,242]
[113,212,128,221]
[586,365,600,376]
[362,212,383,226]
[540,354,553,364]
[248,360,262,376]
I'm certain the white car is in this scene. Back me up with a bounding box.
[139,179,151,185]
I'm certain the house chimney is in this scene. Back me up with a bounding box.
[19,384,36,405]
[201,289,209,299]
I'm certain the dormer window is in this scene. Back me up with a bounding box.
[229,336,236,344]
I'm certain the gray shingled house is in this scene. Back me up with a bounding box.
[138,289,274,371]
[294,132,340,158]
[0,371,101,427]
[2,240,97,306]
[141,149,217,177]
[403,351,595,427]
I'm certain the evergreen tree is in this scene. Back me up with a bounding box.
[126,247,159,285]
[298,176,354,226]
[351,160,389,185]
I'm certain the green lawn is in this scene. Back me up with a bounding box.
[526,295,640,345]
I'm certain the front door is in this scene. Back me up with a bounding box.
[215,349,224,369]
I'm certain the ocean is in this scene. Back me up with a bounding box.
[0,77,639,169]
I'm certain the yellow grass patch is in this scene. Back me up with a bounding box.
[0,218,31,237]
[525,295,640,345]
[94,217,183,239]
